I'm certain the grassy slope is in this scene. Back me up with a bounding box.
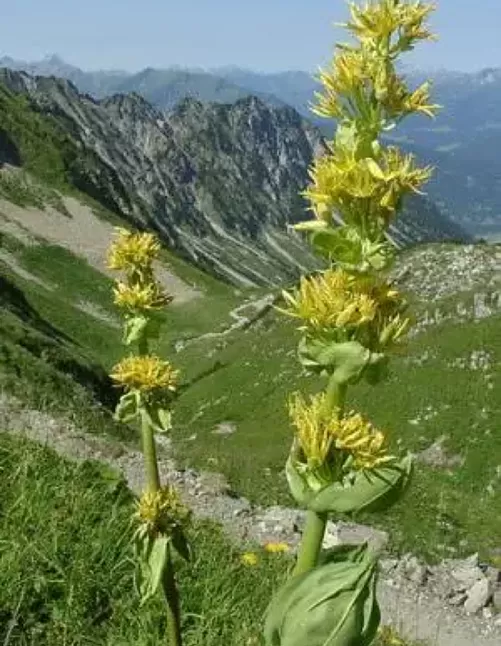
[0,432,420,646]
[0,432,290,646]
[170,277,501,563]
[2,228,501,565]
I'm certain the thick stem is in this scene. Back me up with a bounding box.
[163,545,183,646]
[141,412,161,492]
[292,378,348,576]
[293,509,328,576]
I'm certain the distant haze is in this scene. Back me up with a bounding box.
[2,0,501,74]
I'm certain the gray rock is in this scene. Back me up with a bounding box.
[196,471,231,496]
[416,434,464,469]
[396,553,429,587]
[323,521,389,554]
[451,554,486,590]
[464,578,492,615]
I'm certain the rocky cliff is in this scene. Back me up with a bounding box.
[0,68,470,285]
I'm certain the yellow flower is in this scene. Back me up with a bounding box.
[110,355,179,393]
[288,391,339,467]
[135,485,191,537]
[280,268,410,348]
[113,281,172,311]
[107,227,161,273]
[303,145,433,226]
[289,391,392,471]
[341,0,436,47]
[264,542,290,554]
[280,268,377,334]
[241,552,259,566]
[333,410,393,470]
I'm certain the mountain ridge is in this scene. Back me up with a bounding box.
[0,67,471,287]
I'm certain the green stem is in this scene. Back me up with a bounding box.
[292,378,348,577]
[138,336,149,357]
[163,545,183,646]
[140,411,161,492]
[293,509,329,576]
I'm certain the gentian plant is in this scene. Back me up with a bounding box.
[107,228,189,646]
[264,1,439,644]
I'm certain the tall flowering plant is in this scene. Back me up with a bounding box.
[264,1,439,644]
[107,229,190,646]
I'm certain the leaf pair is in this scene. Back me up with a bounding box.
[114,390,172,433]
[264,542,380,646]
[309,224,394,273]
[298,338,387,386]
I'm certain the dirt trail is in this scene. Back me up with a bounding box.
[0,196,200,304]
[1,393,500,646]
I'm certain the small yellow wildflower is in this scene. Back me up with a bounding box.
[241,552,259,566]
[110,355,179,393]
[113,281,172,310]
[135,485,191,537]
[107,227,161,273]
[264,542,290,554]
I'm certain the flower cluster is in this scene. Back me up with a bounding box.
[288,391,393,472]
[135,485,191,538]
[110,355,179,393]
[107,227,171,314]
[281,267,409,351]
[113,281,172,311]
[107,228,161,274]
[303,146,433,228]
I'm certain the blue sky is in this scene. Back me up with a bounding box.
[2,0,499,73]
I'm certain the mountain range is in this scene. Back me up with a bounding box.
[2,55,500,237]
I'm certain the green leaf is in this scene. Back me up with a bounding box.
[123,315,148,345]
[311,227,362,265]
[171,527,192,562]
[141,404,173,434]
[135,534,170,606]
[309,454,413,515]
[285,453,313,508]
[292,219,329,232]
[113,390,140,424]
[299,338,384,386]
[264,543,380,646]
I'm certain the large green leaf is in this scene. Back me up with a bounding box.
[134,533,171,606]
[309,454,413,515]
[264,543,380,646]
